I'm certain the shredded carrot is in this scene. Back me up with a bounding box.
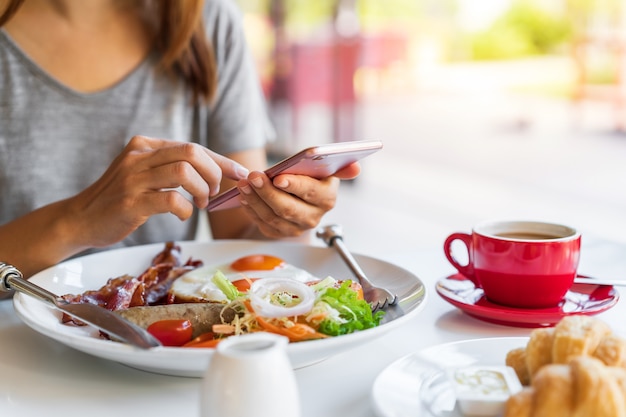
[183,338,221,348]
[242,299,327,342]
[212,324,235,334]
[182,332,222,348]
[305,313,327,323]
[255,315,328,342]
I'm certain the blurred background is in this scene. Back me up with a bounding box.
[231,0,626,262]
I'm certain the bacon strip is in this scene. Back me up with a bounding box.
[61,242,203,325]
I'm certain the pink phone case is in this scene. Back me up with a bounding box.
[207,140,383,211]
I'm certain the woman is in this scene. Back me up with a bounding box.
[0,0,359,278]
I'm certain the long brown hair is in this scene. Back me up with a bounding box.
[0,0,217,103]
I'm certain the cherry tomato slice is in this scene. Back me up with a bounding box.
[231,278,260,292]
[147,319,193,347]
[230,254,284,272]
[346,281,364,300]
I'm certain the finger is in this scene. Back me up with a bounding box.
[271,174,338,212]
[333,162,361,179]
[237,175,279,215]
[238,201,290,238]
[238,173,291,213]
[125,135,173,151]
[240,199,306,238]
[126,137,249,196]
[135,161,211,209]
[204,148,250,181]
[124,138,224,196]
[132,190,196,221]
[148,143,228,197]
[240,173,323,231]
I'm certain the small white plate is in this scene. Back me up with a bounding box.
[371,337,528,417]
[13,240,426,377]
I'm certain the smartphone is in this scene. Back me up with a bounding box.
[207,140,383,211]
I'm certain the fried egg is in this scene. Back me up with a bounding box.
[169,254,319,303]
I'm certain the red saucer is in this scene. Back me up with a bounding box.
[436,273,619,328]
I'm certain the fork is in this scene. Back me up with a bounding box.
[316,224,398,311]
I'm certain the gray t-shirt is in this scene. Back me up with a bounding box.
[0,0,271,252]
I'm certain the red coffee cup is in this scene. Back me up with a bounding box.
[443,220,581,308]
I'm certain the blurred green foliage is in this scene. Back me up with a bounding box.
[565,0,623,31]
[468,1,572,60]
[236,0,622,68]
[282,0,336,31]
[357,0,457,30]
[237,0,457,35]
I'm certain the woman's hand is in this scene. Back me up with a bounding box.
[69,136,249,248]
[235,163,361,238]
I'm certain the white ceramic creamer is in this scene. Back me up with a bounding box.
[200,332,301,417]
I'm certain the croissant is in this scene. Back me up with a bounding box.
[504,356,626,417]
[505,315,623,385]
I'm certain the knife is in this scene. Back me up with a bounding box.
[0,262,161,349]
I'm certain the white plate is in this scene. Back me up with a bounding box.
[371,337,528,417]
[13,240,426,377]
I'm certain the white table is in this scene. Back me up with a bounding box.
[0,238,624,417]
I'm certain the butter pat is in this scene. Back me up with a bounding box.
[448,365,522,416]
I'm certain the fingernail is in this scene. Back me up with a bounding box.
[274,178,288,189]
[240,184,252,195]
[250,177,263,188]
[236,164,250,179]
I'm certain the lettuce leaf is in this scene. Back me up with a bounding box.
[316,280,384,336]
[211,270,241,301]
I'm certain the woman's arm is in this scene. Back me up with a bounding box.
[0,136,249,278]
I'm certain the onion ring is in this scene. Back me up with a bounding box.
[249,278,315,318]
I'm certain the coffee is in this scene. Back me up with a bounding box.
[495,232,560,240]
